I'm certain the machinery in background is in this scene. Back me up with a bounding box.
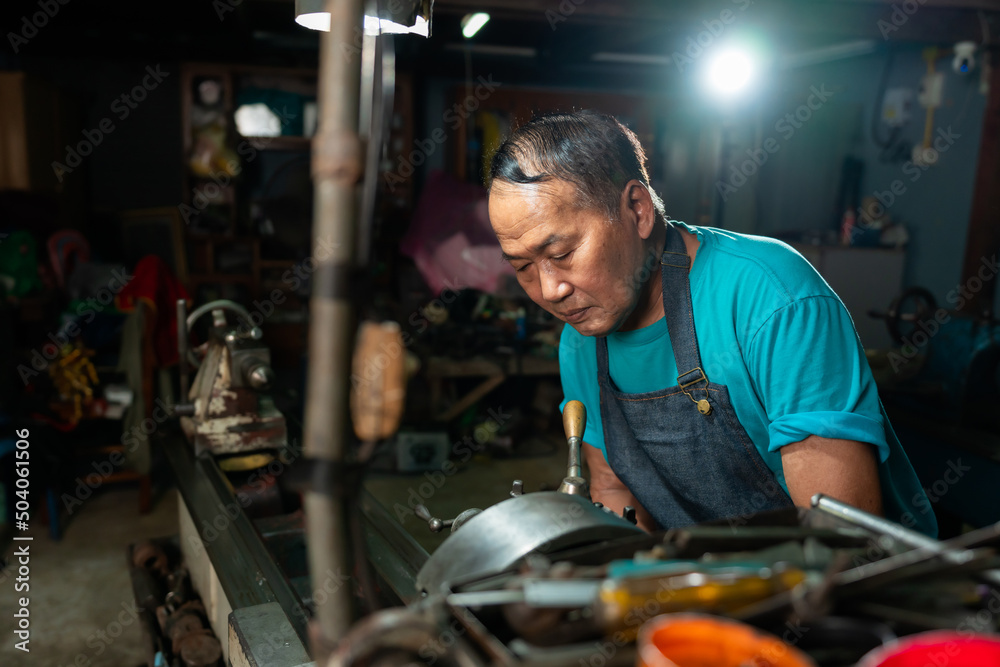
[129,539,223,667]
[174,299,287,455]
[868,287,1000,529]
[869,286,1000,418]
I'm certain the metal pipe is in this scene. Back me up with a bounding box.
[567,437,582,478]
[811,494,936,548]
[304,0,365,653]
[563,400,586,478]
[811,494,1000,587]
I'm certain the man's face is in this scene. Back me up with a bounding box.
[489,179,649,337]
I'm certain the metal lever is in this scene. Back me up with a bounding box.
[225,327,264,342]
[414,505,452,533]
[558,400,590,498]
[415,504,482,534]
[622,506,637,525]
[510,480,524,497]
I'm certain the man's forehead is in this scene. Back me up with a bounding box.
[489,178,578,210]
[489,182,575,245]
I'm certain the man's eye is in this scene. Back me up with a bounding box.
[552,252,570,261]
[515,264,531,273]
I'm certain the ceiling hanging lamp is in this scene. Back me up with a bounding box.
[294,0,432,36]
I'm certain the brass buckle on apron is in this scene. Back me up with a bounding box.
[677,367,712,416]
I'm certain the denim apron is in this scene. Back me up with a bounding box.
[598,224,794,529]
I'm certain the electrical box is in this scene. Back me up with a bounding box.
[881,88,912,127]
[918,72,944,108]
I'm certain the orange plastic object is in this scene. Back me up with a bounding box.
[637,614,817,667]
[856,631,1000,666]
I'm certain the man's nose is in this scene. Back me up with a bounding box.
[538,269,571,303]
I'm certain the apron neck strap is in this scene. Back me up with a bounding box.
[660,223,708,389]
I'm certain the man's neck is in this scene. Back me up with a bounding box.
[618,222,699,332]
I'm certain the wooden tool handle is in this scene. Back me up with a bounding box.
[351,321,406,442]
[563,400,586,441]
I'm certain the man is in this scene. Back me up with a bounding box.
[487,110,936,536]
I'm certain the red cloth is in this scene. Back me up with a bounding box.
[115,255,190,366]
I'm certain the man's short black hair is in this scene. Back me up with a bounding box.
[488,110,665,223]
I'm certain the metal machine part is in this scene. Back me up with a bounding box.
[164,434,311,647]
[876,286,939,346]
[164,600,223,667]
[164,431,432,662]
[132,540,170,578]
[176,299,286,455]
[414,398,644,595]
[415,492,644,595]
[331,515,891,667]
[557,400,590,498]
[414,504,482,534]
[229,603,313,667]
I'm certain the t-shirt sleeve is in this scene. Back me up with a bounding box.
[558,326,606,456]
[747,295,890,462]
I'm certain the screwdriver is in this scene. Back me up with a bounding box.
[595,565,806,638]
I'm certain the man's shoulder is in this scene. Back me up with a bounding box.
[691,224,833,303]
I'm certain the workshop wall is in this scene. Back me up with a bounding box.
[415,44,989,313]
[757,45,987,307]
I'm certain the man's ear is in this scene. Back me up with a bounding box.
[622,180,656,239]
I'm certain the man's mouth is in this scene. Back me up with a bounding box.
[562,307,591,323]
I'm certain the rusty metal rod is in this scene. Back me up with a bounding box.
[304,0,365,654]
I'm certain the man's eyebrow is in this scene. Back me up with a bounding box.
[501,234,566,262]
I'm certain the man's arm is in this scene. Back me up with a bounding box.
[583,441,658,532]
[781,435,883,515]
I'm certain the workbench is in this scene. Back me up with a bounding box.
[425,354,560,422]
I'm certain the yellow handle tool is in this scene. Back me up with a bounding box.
[597,567,806,638]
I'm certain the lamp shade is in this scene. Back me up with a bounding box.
[294,0,431,36]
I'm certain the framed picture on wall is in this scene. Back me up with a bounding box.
[119,207,188,283]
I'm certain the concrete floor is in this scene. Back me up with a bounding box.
[0,486,178,667]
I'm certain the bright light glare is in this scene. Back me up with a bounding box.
[461,13,490,39]
[706,49,755,96]
[294,11,330,31]
[295,13,430,36]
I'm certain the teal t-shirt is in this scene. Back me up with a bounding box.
[559,222,937,537]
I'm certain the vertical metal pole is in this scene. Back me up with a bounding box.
[176,299,189,401]
[305,0,365,656]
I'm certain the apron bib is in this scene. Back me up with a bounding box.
[599,224,794,529]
